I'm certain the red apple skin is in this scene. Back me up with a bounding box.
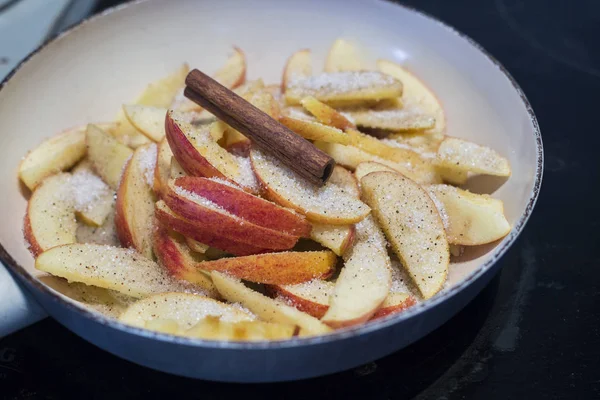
[371,296,417,320]
[154,200,267,256]
[23,211,43,257]
[163,185,300,250]
[196,251,335,285]
[152,221,220,297]
[173,177,311,237]
[164,110,229,179]
[266,285,329,319]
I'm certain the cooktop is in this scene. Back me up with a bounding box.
[1,0,598,399]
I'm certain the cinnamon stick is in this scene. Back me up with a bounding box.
[184,69,335,186]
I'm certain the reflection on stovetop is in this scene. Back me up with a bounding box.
[0,244,528,399]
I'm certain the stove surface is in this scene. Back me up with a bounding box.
[1,0,598,399]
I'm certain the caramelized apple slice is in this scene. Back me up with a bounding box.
[86,124,134,190]
[428,184,511,245]
[361,172,449,299]
[282,49,312,91]
[250,148,370,224]
[211,272,332,336]
[24,173,77,256]
[285,71,403,105]
[322,216,392,328]
[35,244,205,298]
[119,292,254,330]
[325,39,363,72]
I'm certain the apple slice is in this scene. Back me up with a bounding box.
[361,172,449,299]
[115,143,157,259]
[186,237,209,254]
[35,243,206,298]
[354,161,400,182]
[282,49,312,91]
[173,176,311,237]
[437,167,469,185]
[165,110,258,192]
[154,200,266,256]
[285,71,403,105]
[249,148,370,224]
[119,292,255,330]
[211,272,332,336]
[113,63,189,147]
[123,105,167,142]
[152,221,219,297]
[273,279,416,320]
[213,46,247,90]
[371,292,417,320]
[325,39,363,72]
[164,181,300,250]
[196,250,335,285]
[153,138,172,195]
[19,126,86,190]
[345,108,435,131]
[70,166,115,227]
[435,137,511,177]
[279,116,352,145]
[316,141,441,185]
[24,173,77,256]
[428,184,511,245]
[310,224,355,256]
[322,216,392,328]
[86,124,134,190]
[170,157,187,179]
[328,165,360,198]
[299,96,356,130]
[185,316,295,341]
[377,59,446,136]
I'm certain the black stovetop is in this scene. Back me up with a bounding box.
[2,0,599,399]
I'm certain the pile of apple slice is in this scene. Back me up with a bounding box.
[20,40,513,341]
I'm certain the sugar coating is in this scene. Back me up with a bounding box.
[426,189,450,230]
[251,148,369,221]
[234,155,260,192]
[36,244,209,298]
[121,293,255,330]
[138,143,158,187]
[173,186,225,212]
[381,138,437,160]
[349,108,435,131]
[69,169,112,213]
[281,279,333,304]
[289,71,398,95]
[437,137,510,176]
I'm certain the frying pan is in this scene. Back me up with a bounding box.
[0,0,542,382]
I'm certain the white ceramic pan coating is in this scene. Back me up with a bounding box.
[0,0,542,382]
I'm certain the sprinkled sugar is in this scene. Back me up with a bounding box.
[173,186,225,212]
[290,71,397,94]
[234,155,260,192]
[348,107,435,131]
[138,143,158,187]
[250,148,369,222]
[427,189,450,230]
[69,169,112,212]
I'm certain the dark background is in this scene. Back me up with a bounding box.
[2,0,599,398]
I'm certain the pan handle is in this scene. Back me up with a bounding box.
[0,265,47,337]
